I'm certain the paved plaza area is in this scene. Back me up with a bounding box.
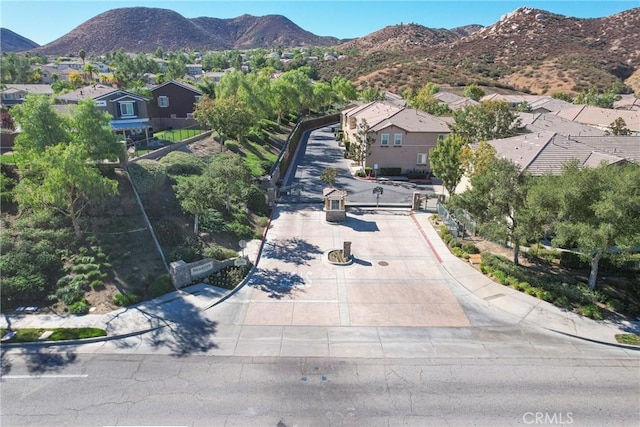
[244,206,469,328]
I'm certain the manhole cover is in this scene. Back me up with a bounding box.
[378,261,389,266]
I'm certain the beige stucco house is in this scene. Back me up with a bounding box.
[342,101,452,175]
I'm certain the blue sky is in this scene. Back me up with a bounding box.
[1,0,638,46]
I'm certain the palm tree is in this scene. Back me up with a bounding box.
[83,63,99,83]
[78,49,86,64]
[196,78,216,99]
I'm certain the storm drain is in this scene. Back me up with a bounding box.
[378,261,389,266]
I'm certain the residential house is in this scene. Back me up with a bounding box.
[551,105,640,134]
[527,97,574,113]
[455,131,639,194]
[483,131,639,176]
[343,101,451,175]
[57,84,152,141]
[0,84,54,108]
[518,112,608,137]
[186,64,203,76]
[147,80,203,131]
[56,60,84,71]
[480,93,542,108]
[434,92,479,111]
[201,71,226,83]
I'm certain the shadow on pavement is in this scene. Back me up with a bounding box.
[343,216,380,232]
[245,267,306,299]
[262,237,323,265]
[106,296,219,358]
[22,347,78,374]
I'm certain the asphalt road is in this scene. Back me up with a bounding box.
[2,349,638,427]
[281,125,438,205]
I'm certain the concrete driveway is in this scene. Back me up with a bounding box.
[243,205,469,328]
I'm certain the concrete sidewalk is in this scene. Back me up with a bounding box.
[410,211,640,347]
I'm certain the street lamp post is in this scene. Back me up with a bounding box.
[373,186,383,207]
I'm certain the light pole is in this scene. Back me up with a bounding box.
[373,186,383,207]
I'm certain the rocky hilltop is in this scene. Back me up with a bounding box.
[31,7,340,55]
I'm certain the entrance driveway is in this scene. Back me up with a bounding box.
[244,206,469,328]
[281,125,438,204]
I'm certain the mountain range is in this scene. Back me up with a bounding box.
[2,6,639,95]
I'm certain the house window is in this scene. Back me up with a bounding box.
[394,133,402,146]
[158,96,169,107]
[437,134,447,142]
[95,100,107,107]
[417,153,428,165]
[330,199,341,210]
[194,95,202,103]
[119,102,135,117]
[186,113,194,119]
[380,133,389,146]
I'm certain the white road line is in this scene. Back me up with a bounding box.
[1,374,89,379]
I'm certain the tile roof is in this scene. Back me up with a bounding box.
[486,132,639,176]
[518,112,608,137]
[57,84,118,102]
[552,105,640,132]
[370,108,450,133]
[0,84,54,95]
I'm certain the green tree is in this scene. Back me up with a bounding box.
[463,84,485,101]
[206,152,252,214]
[454,158,529,265]
[449,100,522,142]
[68,70,83,87]
[78,49,86,64]
[350,119,374,166]
[194,96,253,151]
[70,99,122,162]
[312,81,335,113]
[529,162,640,289]
[460,140,497,178]
[574,87,620,109]
[195,78,217,99]
[409,82,440,112]
[320,167,338,187]
[331,76,358,104]
[83,63,99,83]
[608,117,630,135]
[12,94,68,155]
[14,143,118,239]
[360,86,385,102]
[552,92,573,102]
[429,134,467,198]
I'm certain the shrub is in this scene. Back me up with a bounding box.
[169,243,201,263]
[203,245,238,261]
[257,216,269,227]
[128,160,168,194]
[56,284,85,305]
[579,304,604,320]
[492,270,506,284]
[70,300,90,315]
[113,293,140,307]
[148,274,173,298]
[259,160,274,175]
[462,243,480,254]
[244,185,269,215]
[226,221,254,240]
[225,141,240,153]
[159,151,205,176]
[505,276,519,287]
